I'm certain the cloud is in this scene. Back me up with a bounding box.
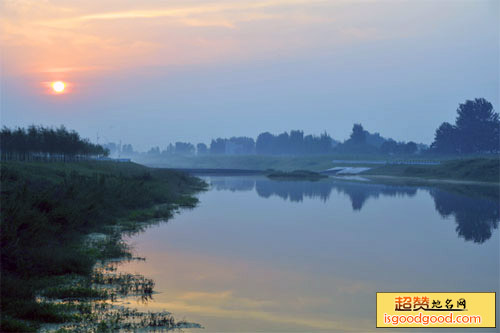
[72,0,327,23]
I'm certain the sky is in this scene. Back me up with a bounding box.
[1,0,498,150]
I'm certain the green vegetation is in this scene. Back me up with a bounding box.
[144,154,390,171]
[0,161,206,331]
[363,158,499,183]
[267,170,327,180]
[143,153,495,172]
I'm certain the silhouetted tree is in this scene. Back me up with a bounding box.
[255,130,334,155]
[431,122,458,153]
[210,138,226,154]
[0,125,108,161]
[404,141,418,154]
[174,142,195,155]
[350,124,366,144]
[197,143,208,155]
[380,140,398,154]
[455,98,499,153]
[431,98,499,154]
[256,132,274,154]
[226,137,255,154]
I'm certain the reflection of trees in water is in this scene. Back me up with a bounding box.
[256,179,416,209]
[208,176,500,244]
[430,188,499,243]
[209,177,255,192]
[332,182,416,210]
[210,177,416,208]
[255,179,333,202]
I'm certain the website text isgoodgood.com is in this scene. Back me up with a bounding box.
[384,312,481,326]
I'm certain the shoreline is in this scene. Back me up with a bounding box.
[0,161,207,332]
[360,174,499,186]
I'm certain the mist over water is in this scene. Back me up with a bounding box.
[118,177,499,332]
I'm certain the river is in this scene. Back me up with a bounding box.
[117,176,499,332]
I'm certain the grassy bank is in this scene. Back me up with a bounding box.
[139,154,498,172]
[140,154,421,171]
[362,158,499,183]
[142,155,499,183]
[143,154,338,171]
[0,161,206,331]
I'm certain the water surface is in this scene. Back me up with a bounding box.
[119,176,499,332]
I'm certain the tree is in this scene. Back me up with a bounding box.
[404,141,418,154]
[210,138,226,154]
[455,98,499,153]
[430,98,499,154]
[0,125,108,161]
[226,137,255,154]
[147,146,160,155]
[175,142,195,155]
[122,144,134,155]
[350,124,366,144]
[256,132,274,155]
[289,130,304,154]
[431,122,458,153]
[197,143,208,155]
[380,140,398,154]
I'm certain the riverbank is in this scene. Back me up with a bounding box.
[138,153,497,172]
[148,155,499,184]
[361,158,499,183]
[267,170,327,180]
[0,161,206,331]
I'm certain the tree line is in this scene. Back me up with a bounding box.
[106,97,499,157]
[137,126,419,157]
[0,125,109,161]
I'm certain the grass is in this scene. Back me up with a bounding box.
[0,160,206,331]
[140,154,499,183]
[143,154,342,171]
[363,158,499,183]
[138,153,499,172]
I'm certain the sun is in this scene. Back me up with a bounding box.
[51,81,65,93]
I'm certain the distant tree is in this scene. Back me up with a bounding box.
[163,143,175,155]
[289,130,304,153]
[380,140,398,154]
[350,124,366,144]
[336,123,379,154]
[103,142,119,155]
[197,143,208,155]
[379,140,416,155]
[226,137,255,154]
[255,130,334,155]
[276,132,290,154]
[431,122,458,153]
[404,141,418,154]
[122,144,134,155]
[174,142,195,155]
[365,131,386,148]
[256,132,274,154]
[210,138,226,154]
[147,146,160,155]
